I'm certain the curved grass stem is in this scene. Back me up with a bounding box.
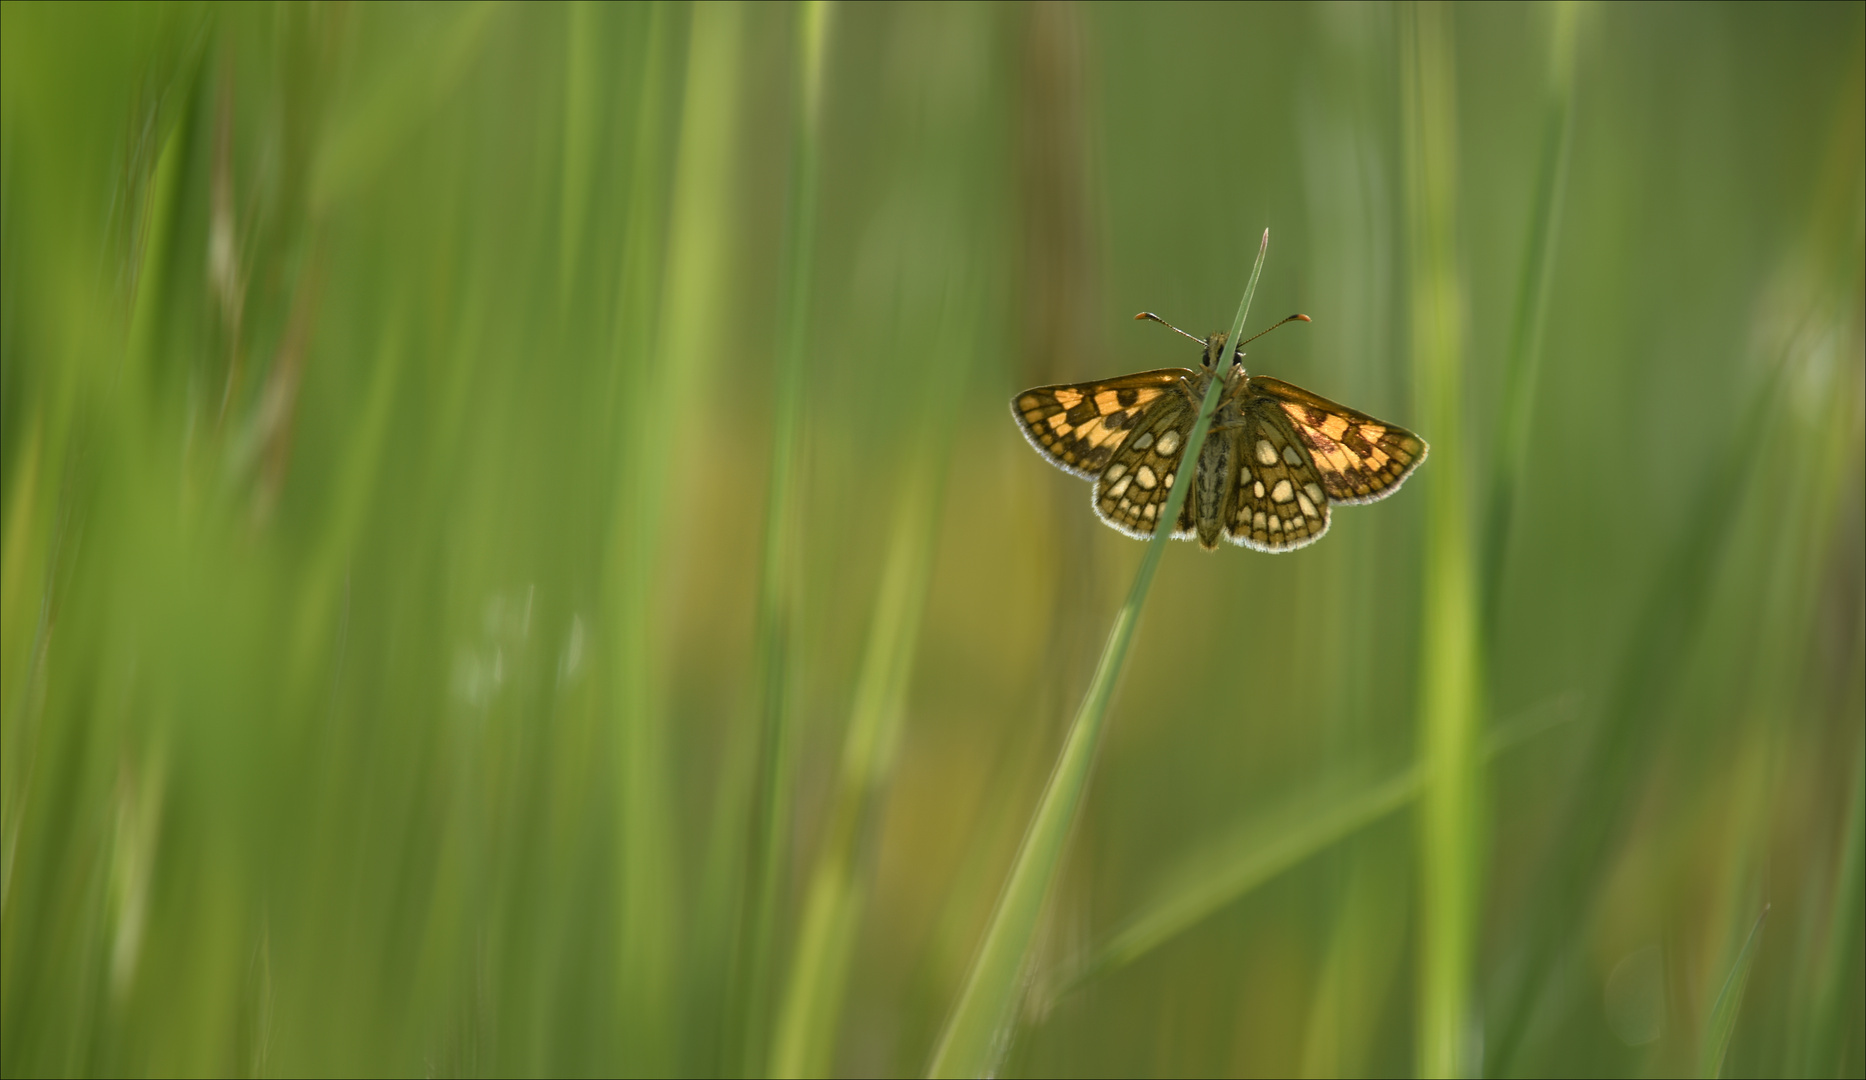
[925,230,1273,1080]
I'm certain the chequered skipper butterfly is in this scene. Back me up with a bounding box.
[1012,312,1427,552]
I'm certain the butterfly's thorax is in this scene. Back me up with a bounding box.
[1192,420,1234,548]
[1166,360,1230,548]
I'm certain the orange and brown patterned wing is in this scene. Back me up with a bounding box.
[1011,369,1193,479]
[1092,387,1200,541]
[1010,368,1198,540]
[1221,402,1333,552]
[1247,376,1428,504]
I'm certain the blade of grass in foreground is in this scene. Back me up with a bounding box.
[925,230,1273,1080]
[769,451,942,1079]
[1401,4,1483,1075]
[1479,0,1578,635]
[1489,70,1864,1071]
[608,3,681,1073]
[740,4,832,1072]
[769,281,971,1075]
[1800,724,1864,1075]
[554,1,599,317]
[1067,694,1576,990]
[1699,906,1769,1078]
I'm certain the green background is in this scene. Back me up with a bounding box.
[1,2,1860,1076]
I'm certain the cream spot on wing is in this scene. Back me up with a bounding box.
[1163,472,1174,489]
[1143,503,1157,520]
[1283,445,1303,465]
[1053,388,1083,410]
[1156,429,1182,456]
[1322,414,1349,440]
[1253,511,1267,530]
[1047,414,1071,432]
[1240,465,1252,484]
[1107,476,1131,499]
[1106,463,1127,480]
[1297,493,1317,517]
[1268,515,1283,532]
[1132,432,1154,451]
[1272,479,1294,503]
[1304,482,1323,504]
[1359,423,1386,444]
[1253,481,1265,499]
[1135,465,1158,489]
[1256,439,1278,466]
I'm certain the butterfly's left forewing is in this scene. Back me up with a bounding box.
[1248,376,1428,504]
[1011,369,1197,538]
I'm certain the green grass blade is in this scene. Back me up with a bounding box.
[1484,390,1783,1075]
[1086,770,1420,987]
[770,345,963,1077]
[1699,906,1769,1078]
[1400,5,1483,1075]
[925,230,1271,1080]
[310,1,500,214]
[1803,725,1865,1075]
[1486,57,1864,1068]
[607,4,682,1073]
[554,1,599,316]
[739,3,832,1071]
[1480,1,1579,635]
[1067,696,1574,991]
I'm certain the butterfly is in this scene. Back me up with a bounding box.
[1011,312,1427,552]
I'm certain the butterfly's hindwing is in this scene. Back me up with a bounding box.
[1248,376,1428,504]
[1222,401,1333,552]
[1012,369,1192,480]
[1088,384,1200,540]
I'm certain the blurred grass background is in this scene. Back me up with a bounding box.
[1,2,1861,1077]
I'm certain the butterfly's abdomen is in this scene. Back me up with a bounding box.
[1192,434,1232,551]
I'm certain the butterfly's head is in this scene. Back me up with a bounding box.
[1212,313,1314,370]
[1201,333,1235,372]
[1135,311,1309,371]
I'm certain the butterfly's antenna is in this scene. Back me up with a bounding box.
[1224,315,1313,361]
[1134,311,1206,345]
[1235,313,1312,352]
